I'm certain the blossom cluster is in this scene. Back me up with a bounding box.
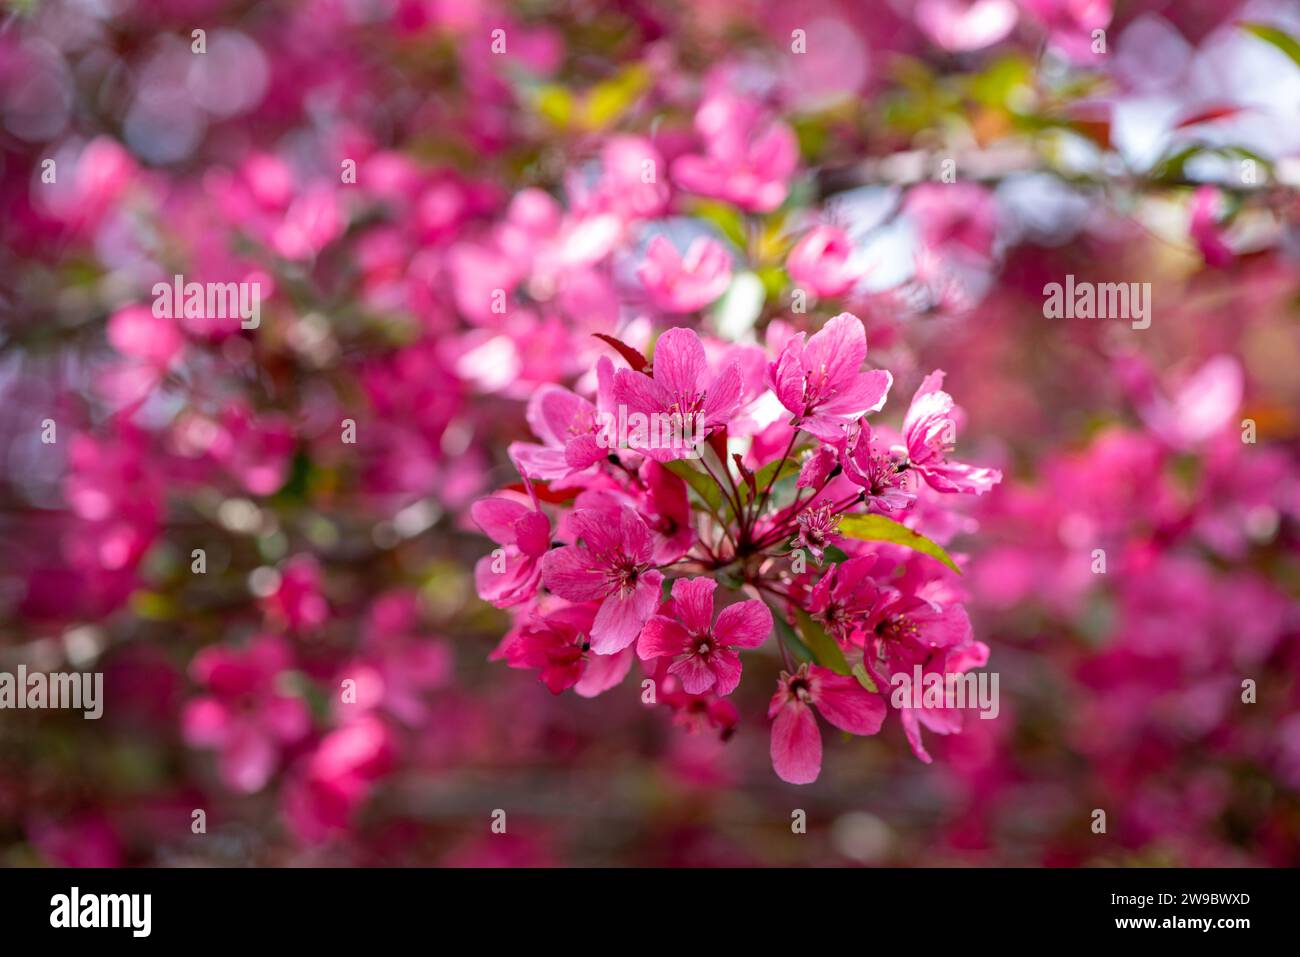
[474,312,1001,782]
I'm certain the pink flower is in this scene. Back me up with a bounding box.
[672,93,799,213]
[337,590,453,726]
[792,501,841,564]
[107,304,184,370]
[638,235,732,313]
[769,312,892,442]
[272,185,345,260]
[842,423,917,513]
[182,635,311,793]
[1019,0,1112,62]
[510,374,609,481]
[786,225,859,297]
[638,577,772,695]
[904,182,998,262]
[647,658,740,740]
[900,371,1002,495]
[471,495,551,608]
[281,714,395,845]
[642,460,694,563]
[590,135,669,219]
[768,663,886,784]
[611,327,743,461]
[494,602,634,696]
[915,0,1019,52]
[211,404,296,497]
[796,444,838,489]
[862,588,982,763]
[262,554,331,631]
[806,556,880,643]
[540,507,664,653]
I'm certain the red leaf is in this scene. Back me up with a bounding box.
[503,481,580,504]
[591,333,649,373]
[706,426,729,465]
[733,452,757,498]
[1173,104,1249,129]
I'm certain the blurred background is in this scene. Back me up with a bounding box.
[1,0,1298,866]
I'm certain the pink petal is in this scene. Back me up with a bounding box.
[220,725,277,793]
[637,615,691,660]
[769,334,808,415]
[709,648,743,696]
[811,670,883,738]
[569,508,624,557]
[182,697,232,747]
[513,510,551,558]
[470,496,531,545]
[612,368,671,428]
[818,369,892,416]
[714,599,773,649]
[900,707,934,764]
[540,546,607,602]
[802,313,867,396]
[574,647,634,698]
[668,653,717,694]
[527,386,593,448]
[813,667,887,736]
[671,576,717,635]
[475,551,541,607]
[652,327,708,399]
[510,442,571,481]
[702,360,744,426]
[589,570,663,654]
[920,461,1002,495]
[770,702,822,784]
[564,434,605,469]
[617,508,656,565]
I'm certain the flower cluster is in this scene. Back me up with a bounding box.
[476,312,1000,783]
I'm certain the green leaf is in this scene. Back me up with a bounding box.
[837,513,962,575]
[821,544,851,565]
[663,459,723,512]
[851,662,879,694]
[793,607,851,676]
[688,200,748,250]
[739,453,804,507]
[1240,22,1300,69]
[765,600,814,663]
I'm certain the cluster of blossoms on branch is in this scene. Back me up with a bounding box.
[474,312,1001,782]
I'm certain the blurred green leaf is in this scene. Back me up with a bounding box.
[739,451,805,507]
[1240,22,1300,69]
[793,607,851,675]
[838,513,962,574]
[688,200,747,250]
[852,662,879,693]
[766,599,814,663]
[663,459,724,512]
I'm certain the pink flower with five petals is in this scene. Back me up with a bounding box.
[611,327,744,462]
[540,507,664,653]
[638,577,772,695]
[769,312,892,442]
[768,663,886,784]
